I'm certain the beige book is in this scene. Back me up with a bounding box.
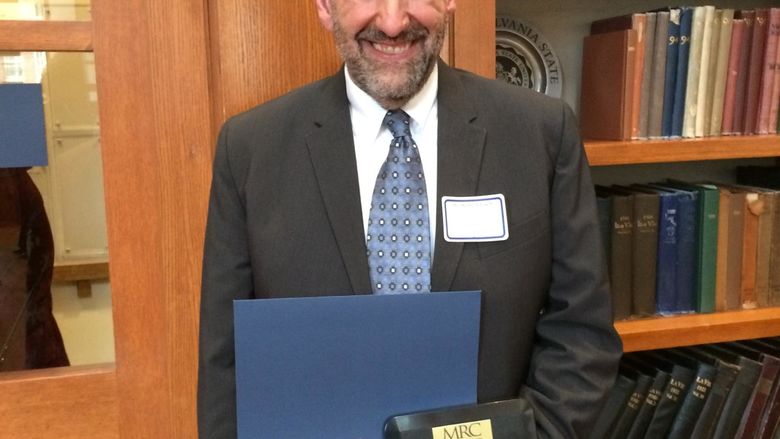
[695,6,716,138]
[683,6,707,138]
[710,9,735,136]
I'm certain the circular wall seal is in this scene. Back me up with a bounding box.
[496,16,562,98]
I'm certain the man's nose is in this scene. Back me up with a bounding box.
[374,0,410,37]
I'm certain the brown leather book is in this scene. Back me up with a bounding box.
[709,9,735,136]
[721,18,746,135]
[733,10,756,135]
[590,14,648,140]
[754,190,777,308]
[744,8,769,134]
[580,29,638,140]
[757,8,780,134]
[717,185,746,311]
[740,191,762,309]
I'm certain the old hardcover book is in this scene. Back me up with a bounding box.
[590,13,648,140]
[614,186,660,316]
[667,181,720,313]
[744,8,769,134]
[596,186,633,319]
[580,29,637,140]
[770,12,780,135]
[649,12,670,138]
[623,356,671,439]
[715,186,731,311]
[702,345,763,439]
[740,340,780,438]
[715,185,747,311]
[695,6,717,138]
[667,355,718,439]
[662,9,682,138]
[687,350,741,439]
[683,6,708,138]
[722,18,747,135]
[740,189,762,309]
[733,10,756,135]
[589,374,637,439]
[672,7,695,137]
[640,352,697,438]
[757,8,780,134]
[709,9,736,136]
[609,364,655,439]
[642,13,659,139]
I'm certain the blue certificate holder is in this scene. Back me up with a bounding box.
[233,291,481,439]
[0,83,48,167]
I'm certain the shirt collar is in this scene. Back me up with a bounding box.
[344,63,438,136]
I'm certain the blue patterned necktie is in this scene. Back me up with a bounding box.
[366,110,432,294]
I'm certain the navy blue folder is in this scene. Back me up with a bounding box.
[661,9,681,138]
[233,291,481,439]
[0,83,47,167]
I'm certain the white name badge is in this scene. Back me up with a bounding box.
[441,194,509,242]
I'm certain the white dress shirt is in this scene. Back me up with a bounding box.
[345,64,439,253]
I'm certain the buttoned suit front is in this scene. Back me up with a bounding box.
[198,61,622,439]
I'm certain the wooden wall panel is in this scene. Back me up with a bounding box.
[0,365,118,439]
[208,0,342,132]
[452,0,496,78]
[91,0,212,437]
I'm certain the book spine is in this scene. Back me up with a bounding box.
[695,6,717,138]
[744,8,769,134]
[709,10,735,136]
[726,192,746,310]
[740,193,761,310]
[673,8,694,137]
[683,7,707,138]
[631,14,648,140]
[733,11,756,135]
[662,10,682,138]
[610,374,654,439]
[632,194,660,316]
[690,361,740,439]
[757,8,780,134]
[770,10,780,134]
[656,194,679,314]
[755,193,774,308]
[697,188,719,313]
[626,371,671,439]
[649,13,670,139]
[715,188,731,311]
[712,357,763,439]
[590,374,638,439]
[611,194,634,320]
[722,19,746,135]
[770,191,780,306]
[643,365,697,438]
[640,13,658,139]
[675,191,698,313]
[667,362,717,439]
[735,356,780,438]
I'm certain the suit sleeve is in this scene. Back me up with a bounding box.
[198,121,253,439]
[519,102,623,438]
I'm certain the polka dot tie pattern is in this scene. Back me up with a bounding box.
[367,110,432,294]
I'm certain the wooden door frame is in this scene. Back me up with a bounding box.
[0,1,494,437]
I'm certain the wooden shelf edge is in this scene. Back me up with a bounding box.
[616,307,780,352]
[586,135,780,166]
[0,20,92,52]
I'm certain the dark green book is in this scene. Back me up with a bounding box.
[596,186,634,320]
[624,355,671,439]
[666,352,718,439]
[690,358,741,439]
[589,373,637,439]
[609,363,655,439]
[638,351,697,438]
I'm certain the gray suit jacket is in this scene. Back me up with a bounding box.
[198,62,622,438]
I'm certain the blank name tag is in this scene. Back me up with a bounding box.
[442,195,509,242]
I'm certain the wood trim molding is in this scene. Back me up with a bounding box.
[0,364,118,438]
[0,21,92,52]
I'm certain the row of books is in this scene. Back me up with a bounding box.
[581,6,780,141]
[596,166,780,320]
[591,338,780,439]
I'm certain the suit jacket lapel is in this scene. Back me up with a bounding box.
[304,70,372,294]
[431,63,488,292]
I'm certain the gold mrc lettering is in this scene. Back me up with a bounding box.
[432,420,494,439]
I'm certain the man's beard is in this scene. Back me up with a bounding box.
[332,14,448,107]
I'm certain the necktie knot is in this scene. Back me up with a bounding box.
[384,110,412,139]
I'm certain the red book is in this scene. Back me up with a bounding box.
[768,9,780,134]
[743,8,769,134]
[733,10,756,135]
[757,8,780,134]
[722,19,746,135]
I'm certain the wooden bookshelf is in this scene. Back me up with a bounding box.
[585,135,780,166]
[615,307,780,352]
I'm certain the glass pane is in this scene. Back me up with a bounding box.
[0,0,91,21]
[0,51,113,373]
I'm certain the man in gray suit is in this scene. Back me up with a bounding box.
[198,0,622,438]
